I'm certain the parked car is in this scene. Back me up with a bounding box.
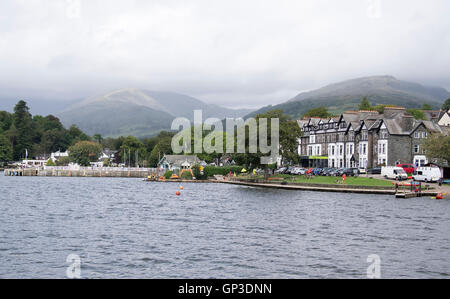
[413,167,442,182]
[274,167,287,174]
[333,168,346,176]
[291,167,306,175]
[342,168,360,176]
[367,167,382,175]
[359,167,367,174]
[396,163,415,174]
[381,166,408,180]
[320,168,333,176]
[313,168,323,176]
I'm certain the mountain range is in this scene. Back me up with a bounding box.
[246,76,450,119]
[57,89,252,138]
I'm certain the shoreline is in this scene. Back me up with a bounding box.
[3,169,442,196]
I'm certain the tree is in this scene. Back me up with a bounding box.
[148,137,173,167]
[442,98,450,111]
[407,109,426,120]
[0,111,13,132]
[55,156,70,166]
[422,103,433,111]
[119,136,146,167]
[46,158,56,166]
[233,110,303,176]
[303,107,332,118]
[422,134,450,165]
[10,101,34,160]
[68,141,103,166]
[359,97,372,111]
[68,125,91,144]
[93,134,103,144]
[0,133,13,163]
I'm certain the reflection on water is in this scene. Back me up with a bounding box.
[0,176,449,278]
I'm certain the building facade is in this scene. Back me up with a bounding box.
[298,107,445,168]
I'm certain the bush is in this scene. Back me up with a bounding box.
[163,170,173,179]
[203,166,243,178]
[181,171,193,180]
[192,164,205,180]
[55,156,70,166]
[46,158,56,166]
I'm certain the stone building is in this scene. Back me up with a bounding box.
[298,107,445,168]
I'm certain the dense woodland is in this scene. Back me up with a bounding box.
[0,101,177,167]
[0,101,302,168]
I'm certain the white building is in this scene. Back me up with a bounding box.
[438,110,450,126]
[51,150,69,162]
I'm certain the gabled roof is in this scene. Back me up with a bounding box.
[160,155,201,166]
[383,118,407,135]
[411,121,443,135]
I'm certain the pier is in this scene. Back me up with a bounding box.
[4,167,162,178]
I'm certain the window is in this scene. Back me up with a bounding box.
[310,135,316,143]
[414,145,420,153]
[362,131,368,140]
[414,132,419,138]
[363,144,367,155]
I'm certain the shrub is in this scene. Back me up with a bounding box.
[181,171,193,180]
[46,158,56,166]
[55,156,70,166]
[163,170,173,179]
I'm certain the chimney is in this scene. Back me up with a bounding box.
[383,107,406,118]
[402,114,414,131]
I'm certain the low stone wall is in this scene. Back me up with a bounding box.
[37,169,157,178]
[4,168,161,178]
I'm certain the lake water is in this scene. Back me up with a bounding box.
[0,175,449,279]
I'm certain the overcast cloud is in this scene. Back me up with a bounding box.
[0,0,449,109]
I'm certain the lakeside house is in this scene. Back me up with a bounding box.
[159,155,205,172]
[50,150,69,162]
[438,109,450,127]
[298,107,448,169]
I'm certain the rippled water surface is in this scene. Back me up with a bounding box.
[0,175,449,278]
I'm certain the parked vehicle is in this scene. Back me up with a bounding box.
[274,167,287,174]
[396,163,415,174]
[359,167,367,174]
[291,168,306,175]
[342,168,360,176]
[321,168,333,176]
[333,168,346,176]
[367,167,382,175]
[413,167,442,182]
[381,166,408,180]
[313,168,323,176]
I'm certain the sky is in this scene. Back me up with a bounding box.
[0,0,449,110]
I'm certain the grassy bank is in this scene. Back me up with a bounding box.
[246,174,394,187]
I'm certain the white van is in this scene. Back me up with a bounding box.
[413,167,442,182]
[381,166,408,180]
